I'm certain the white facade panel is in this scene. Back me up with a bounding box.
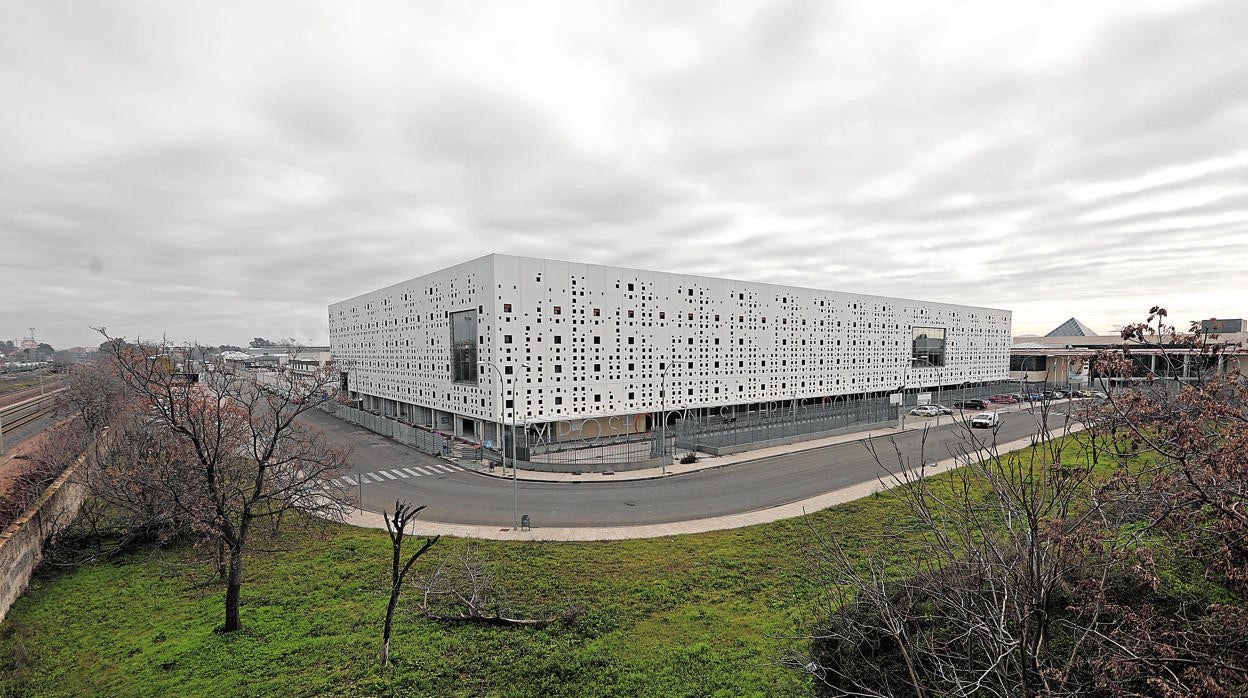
[329,254,1012,429]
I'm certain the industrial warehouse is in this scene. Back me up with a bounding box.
[329,255,1012,469]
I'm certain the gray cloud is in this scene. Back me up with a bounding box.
[2,0,1245,348]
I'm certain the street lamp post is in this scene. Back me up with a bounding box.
[906,356,940,426]
[515,364,531,528]
[477,362,506,475]
[659,361,677,475]
[480,361,523,530]
[898,382,907,429]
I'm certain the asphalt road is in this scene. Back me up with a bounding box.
[301,406,1072,529]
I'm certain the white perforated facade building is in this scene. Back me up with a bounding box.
[329,254,1012,443]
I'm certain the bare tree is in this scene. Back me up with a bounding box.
[381,500,439,668]
[0,421,92,530]
[1075,309,1248,695]
[789,417,1125,697]
[94,329,353,632]
[50,417,203,563]
[788,309,1248,696]
[419,542,583,628]
[55,360,138,436]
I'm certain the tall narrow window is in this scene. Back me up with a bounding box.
[450,309,479,383]
[911,327,947,368]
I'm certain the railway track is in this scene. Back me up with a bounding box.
[0,379,65,410]
[0,392,59,434]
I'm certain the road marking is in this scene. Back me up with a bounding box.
[446,464,465,472]
[330,478,344,487]
[428,464,452,474]
[402,468,422,477]
[340,476,357,485]
[389,469,410,478]
[364,473,384,483]
[412,466,434,476]
[377,470,398,480]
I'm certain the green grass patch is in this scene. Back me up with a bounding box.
[0,432,1214,696]
[1,508,863,697]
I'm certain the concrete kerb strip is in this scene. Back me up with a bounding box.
[339,402,1084,541]
[455,400,1076,484]
[343,431,1061,542]
[456,422,935,484]
[344,436,1035,541]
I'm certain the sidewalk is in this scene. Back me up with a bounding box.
[461,420,933,483]
[343,403,1077,541]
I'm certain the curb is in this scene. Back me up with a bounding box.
[456,424,927,484]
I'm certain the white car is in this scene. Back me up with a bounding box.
[970,412,1001,428]
[909,405,941,417]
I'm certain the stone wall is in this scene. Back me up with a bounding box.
[0,449,88,623]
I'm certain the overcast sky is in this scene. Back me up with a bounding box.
[4,0,1246,349]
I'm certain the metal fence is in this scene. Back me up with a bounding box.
[526,434,658,465]
[891,380,1014,409]
[319,402,446,456]
[321,381,1015,463]
[673,381,1014,454]
[673,393,897,453]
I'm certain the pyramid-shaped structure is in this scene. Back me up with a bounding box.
[1045,318,1100,337]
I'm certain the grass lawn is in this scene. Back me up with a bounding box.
[0,491,915,698]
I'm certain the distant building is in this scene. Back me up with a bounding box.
[1045,317,1100,337]
[219,345,332,377]
[1013,316,1247,388]
[330,254,1013,446]
[1201,318,1245,334]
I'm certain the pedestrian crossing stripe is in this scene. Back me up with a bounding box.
[345,462,470,486]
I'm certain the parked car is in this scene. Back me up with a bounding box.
[930,404,954,415]
[988,394,1017,404]
[953,399,988,410]
[1043,390,1066,399]
[971,412,1002,428]
[909,405,941,417]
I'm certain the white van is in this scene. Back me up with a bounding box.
[971,412,1001,428]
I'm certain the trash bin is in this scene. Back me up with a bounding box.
[520,514,531,531]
